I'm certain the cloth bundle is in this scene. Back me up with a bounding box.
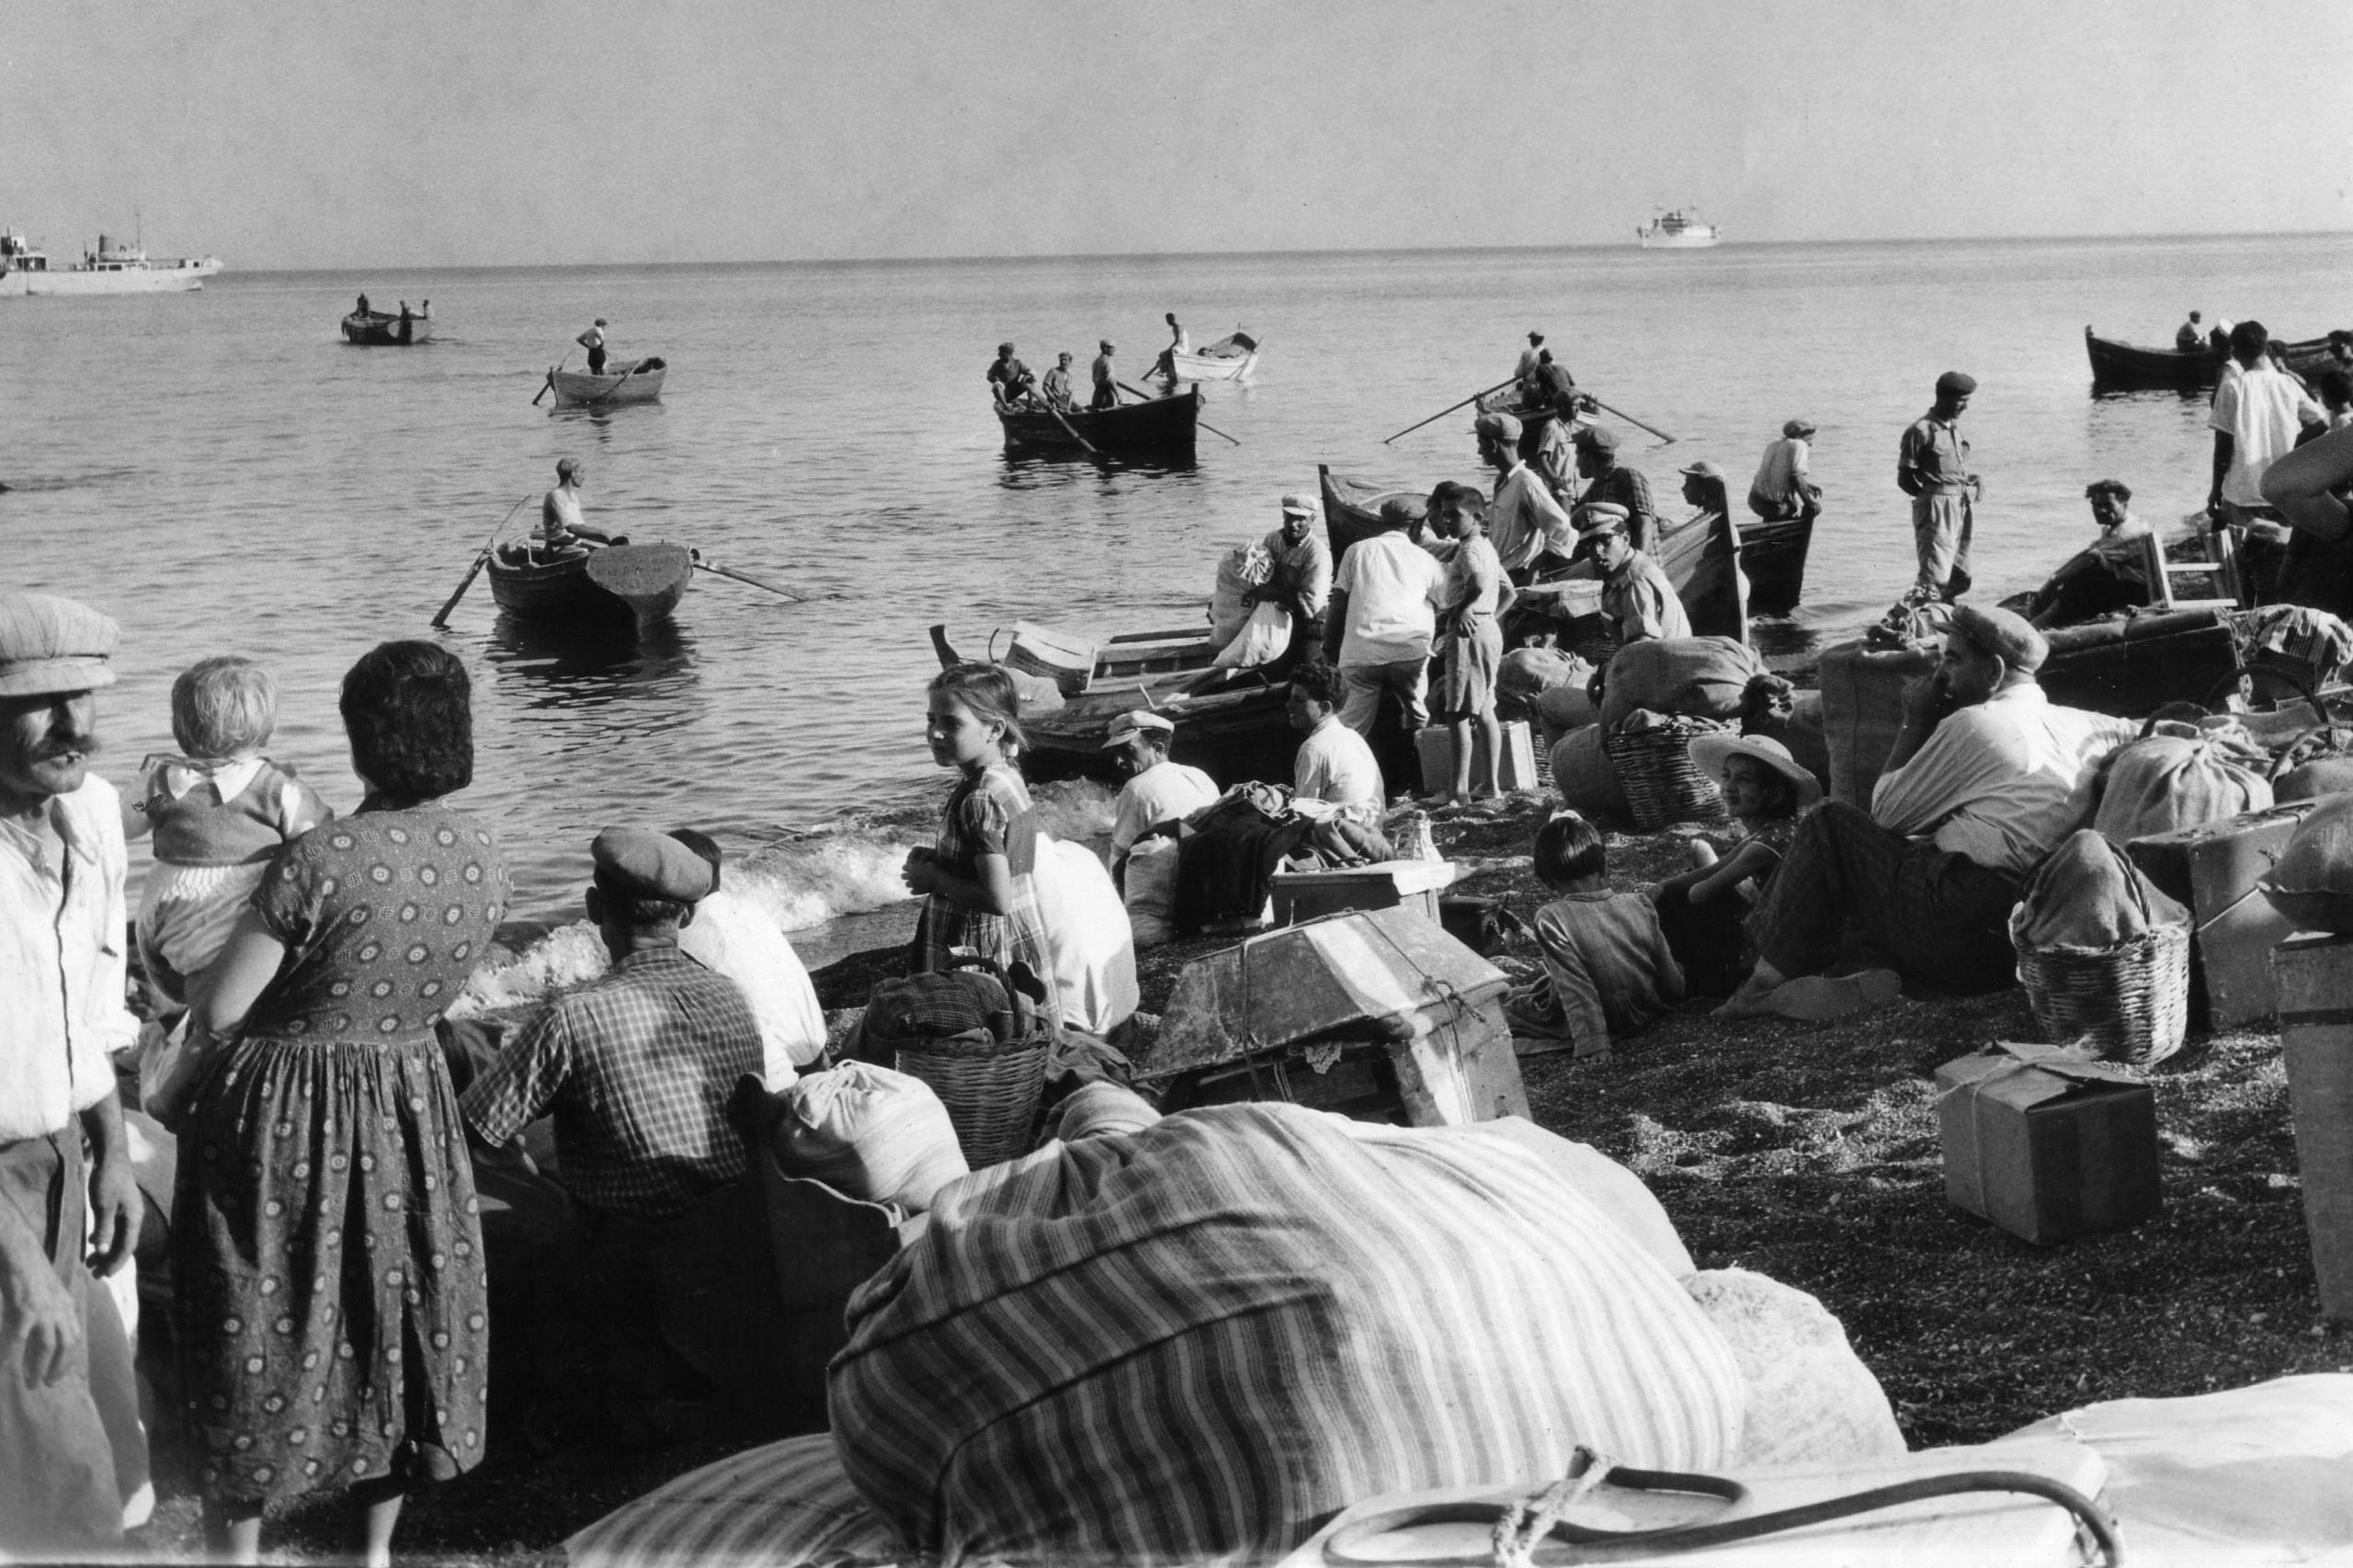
[1209,541,1274,648]
[1029,835,1140,1035]
[2093,722,2272,845]
[1173,789,1317,932]
[1121,833,1181,949]
[2014,829,2190,950]
[2238,602,2353,687]
[1598,635,1765,732]
[772,1061,969,1212]
[1496,645,1596,741]
[1550,725,1630,816]
[1211,600,1293,669]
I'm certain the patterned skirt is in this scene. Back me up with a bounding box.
[913,887,1063,1022]
[170,1032,490,1506]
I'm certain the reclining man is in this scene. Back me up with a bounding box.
[1721,606,2135,1020]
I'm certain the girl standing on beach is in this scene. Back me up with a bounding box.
[902,663,1061,1019]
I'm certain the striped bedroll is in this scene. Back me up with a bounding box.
[563,1433,904,1568]
[829,1102,1743,1565]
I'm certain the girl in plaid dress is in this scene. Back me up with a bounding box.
[903,663,1061,1019]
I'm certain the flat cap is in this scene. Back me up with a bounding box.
[1380,495,1428,528]
[1574,425,1620,452]
[1474,411,1523,442]
[1099,339,1114,351]
[1949,604,2047,675]
[1279,492,1319,517]
[1678,460,1723,480]
[592,825,717,904]
[1528,331,1545,344]
[0,592,119,699]
[1936,370,1977,397]
[1101,710,1176,748]
[1782,417,1817,438]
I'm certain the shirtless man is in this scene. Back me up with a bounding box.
[540,459,591,559]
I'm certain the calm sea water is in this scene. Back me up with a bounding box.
[10,233,2347,949]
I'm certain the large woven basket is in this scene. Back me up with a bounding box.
[895,1030,1048,1168]
[2011,918,2191,1067]
[1604,715,1731,829]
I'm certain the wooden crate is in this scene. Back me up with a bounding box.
[1270,858,1457,927]
[2126,801,2323,1028]
[2275,934,2353,1320]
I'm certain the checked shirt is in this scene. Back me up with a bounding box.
[460,947,764,1220]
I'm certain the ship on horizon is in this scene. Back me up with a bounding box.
[2,227,224,296]
[1636,207,1721,250]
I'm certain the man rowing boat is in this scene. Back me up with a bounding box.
[540,459,591,561]
[1040,352,1076,412]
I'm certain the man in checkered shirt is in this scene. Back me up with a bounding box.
[460,826,764,1221]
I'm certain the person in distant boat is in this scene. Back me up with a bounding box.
[1897,371,1981,602]
[1534,348,1577,415]
[578,318,609,376]
[1516,331,1545,399]
[1573,426,1660,554]
[420,300,431,321]
[1578,503,1689,646]
[986,342,1035,408]
[1154,312,1188,376]
[539,459,591,561]
[2028,479,2155,629]
[1748,418,1823,521]
[356,293,370,317]
[2177,312,2204,353]
[2329,332,2353,376]
[397,301,414,344]
[1040,352,1075,412]
[1091,340,1119,410]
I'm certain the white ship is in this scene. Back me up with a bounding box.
[1,229,224,296]
[1635,208,1721,250]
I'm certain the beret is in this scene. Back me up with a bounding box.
[0,592,120,699]
[1474,412,1523,442]
[1574,425,1620,452]
[592,825,717,903]
[1936,370,1977,396]
[1782,418,1817,438]
[1101,710,1176,748]
[1949,604,2047,675]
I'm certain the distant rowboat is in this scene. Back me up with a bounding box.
[342,309,434,346]
[2084,325,2341,392]
[487,541,692,628]
[997,385,1200,456]
[548,358,667,407]
[1158,330,1261,381]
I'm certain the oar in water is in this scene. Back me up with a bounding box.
[1586,394,1677,446]
[1381,377,1517,445]
[1117,380,1240,446]
[532,351,571,407]
[430,494,536,627]
[568,524,809,603]
[587,360,642,406]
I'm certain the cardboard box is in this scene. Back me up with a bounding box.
[2126,801,2323,1028]
[2273,934,2353,1320]
[1414,720,1540,796]
[1269,858,1457,928]
[1936,1042,2162,1244]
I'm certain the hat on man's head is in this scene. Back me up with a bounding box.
[1678,460,1723,480]
[2085,478,2131,502]
[1782,417,1818,438]
[1101,710,1176,749]
[665,828,724,891]
[1688,732,1824,812]
[0,592,119,699]
[594,318,608,326]
[1380,495,1428,528]
[1574,425,1620,453]
[1573,503,1631,547]
[592,826,717,905]
[1935,370,1977,397]
[1100,339,1114,351]
[1949,604,2047,675]
[1529,331,1544,344]
[1279,492,1319,519]
[1474,411,1523,443]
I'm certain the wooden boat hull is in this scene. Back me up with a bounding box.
[550,358,666,406]
[1030,672,1295,788]
[997,386,1200,455]
[2086,325,2339,391]
[486,542,693,627]
[1737,514,1813,617]
[341,311,434,346]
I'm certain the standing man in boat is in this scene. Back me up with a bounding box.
[577,318,609,377]
[987,343,1036,408]
[355,292,370,317]
[1039,352,1075,412]
[1897,371,1981,603]
[1572,427,1661,555]
[1154,313,1188,377]
[539,459,591,561]
[397,301,414,344]
[1749,418,1823,521]
[1091,340,1119,411]
[1475,413,1574,583]
[1516,332,1546,401]
[2177,312,2204,353]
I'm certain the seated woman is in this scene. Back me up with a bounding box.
[1649,733,1816,998]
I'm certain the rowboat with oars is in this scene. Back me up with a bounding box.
[547,357,667,407]
[2084,325,2341,392]
[997,385,1199,456]
[486,540,693,629]
[1158,329,1262,381]
[341,308,435,346]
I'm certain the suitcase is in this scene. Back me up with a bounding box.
[2126,801,2323,1028]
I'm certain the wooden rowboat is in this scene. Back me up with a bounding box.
[1158,331,1261,381]
[487,540,693,628]
[1737,513,1813,617]
[341,309,434,346]
[997,385,1200,456]
[548,357,667,407]
[2085,325,2340,392]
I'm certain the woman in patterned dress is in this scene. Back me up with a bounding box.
[900,661,1060,1019]
[176,642,509,1565]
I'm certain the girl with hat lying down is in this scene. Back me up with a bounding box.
[1646,733,1818,998]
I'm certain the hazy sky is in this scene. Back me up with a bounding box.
[7,0,2350,269]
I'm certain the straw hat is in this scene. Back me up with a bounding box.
[1688,733,1823,811]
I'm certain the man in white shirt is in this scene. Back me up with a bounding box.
[539,458,591,559]
[1256,494,1334,653]
[1288,662,1384,822]
[1100,711,1219,869]
[1322,497,1448,739]
[1475,412,1575,580]
[1722,606,2134,1021]
[0,591,147,1556]
[666,829,826,1086]
[2210,320,2325,538]
[1748,418,1822,521]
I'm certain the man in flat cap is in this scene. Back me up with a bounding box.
[1323,494,1449,744]
[1578,504,1690,646]
[1257,494,1335,661]
[1090,339,1119,411]
[0,591,147,1553]
[1476,412,1575,583]
[1573,426,1661,554]
[1748,417,1822,523]
[1897,372,1983,601]
[1102,711,1218,876]
[1723,604,2136,1021]
[987,342,1036,409]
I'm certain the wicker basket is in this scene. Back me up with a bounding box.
[895,1029,1049,1168]
[1604,715,1731,829]
[2011,918,2191,1067]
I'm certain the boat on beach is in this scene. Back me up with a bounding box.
[0,229,222,296]
[1158,330,1261,381]
[997,385,1201,456]
[1636,209,1720,249]
[2084,325,2341,392]
[487,540,693,629]
[547,358,667,407]
[342,308,434,346]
